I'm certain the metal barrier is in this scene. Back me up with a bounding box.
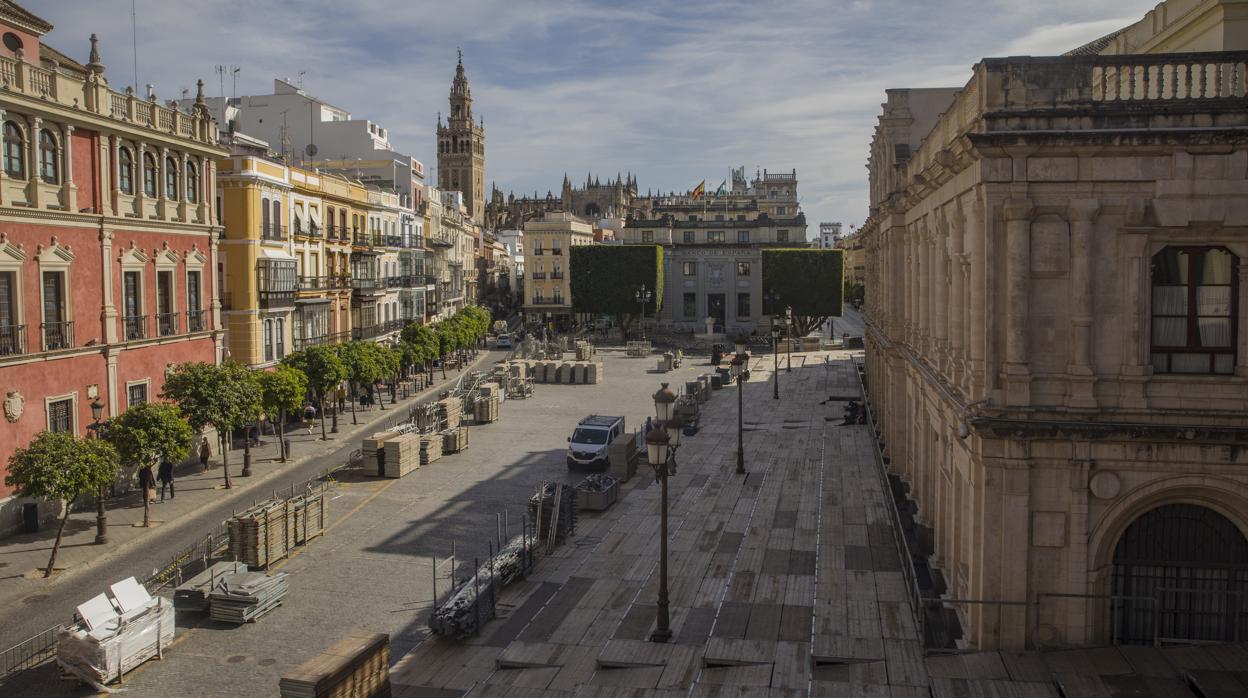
[0,625,63,682]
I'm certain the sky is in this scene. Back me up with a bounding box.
[36,0,1156,236]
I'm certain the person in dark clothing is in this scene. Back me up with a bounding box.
[198,436,211,471]
[137,464,157,504]
[157,460,175,501]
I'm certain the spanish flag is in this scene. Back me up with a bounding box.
[691,180,706,200]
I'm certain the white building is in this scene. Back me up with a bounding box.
[495,229,525,292]
[816,221,842,249]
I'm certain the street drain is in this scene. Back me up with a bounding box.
[259,658,276,666]
[227,655,247,664]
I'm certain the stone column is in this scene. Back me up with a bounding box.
[948,207,966,386]
[157,146,169,219]
[134,141,146,214]
[108,135,120,216]
[934,216,950,373]
[967,196,987,397]
[1003,199,1033,406]
[61,123,76,208]
[1239,264,1248,379]
[919,225,931,352]
[1067,200,1100,407]
[99,224,117,344]
[26,115,41,207]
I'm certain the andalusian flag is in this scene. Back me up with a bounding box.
[691,180,706,199]
[714,180,728,197]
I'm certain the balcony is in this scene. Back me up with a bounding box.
[294,223,322,239]
[298,276,332,292]
[0,324,26,356]
[261,224,288,242]
[531,272,547,280]
[383,235,404,247]
[551,248,562,256]
[550,271,565,280]
[351,276,383,292]
[351,320,403,340]
[157,312,179,337]
[294,334,329,351]
[533,249,545,256]
[258,289,295,308]
[124,315,147,341]
[385,276,405,289]
[187,310,206,332]
[531,298,566,306]
[42,321,73,350]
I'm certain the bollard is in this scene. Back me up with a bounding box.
[473,556,481,634]
[432,555,438,610]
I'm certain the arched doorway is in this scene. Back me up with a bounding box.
[1112,503,1248,644]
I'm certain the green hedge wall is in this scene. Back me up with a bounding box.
[569,245,664,315]
[761,248,844,317]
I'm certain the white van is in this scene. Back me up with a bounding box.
[567,415,625,470]
[495,333,513,349]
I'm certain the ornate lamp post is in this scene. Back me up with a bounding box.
[645,388,674,642]
[784,305,793,373]
[89,397,108,545]
[770,324,780,400]
[635,285,653,340]
[730,336,749,475]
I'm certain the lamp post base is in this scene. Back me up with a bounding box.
[649,627,672,643]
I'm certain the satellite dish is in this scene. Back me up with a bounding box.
[305,143,318,157]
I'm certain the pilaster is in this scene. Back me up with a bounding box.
[1067,199,1100,408]
[26,115,41,207]
[1003,198,1033,407]
[61,123,77,207]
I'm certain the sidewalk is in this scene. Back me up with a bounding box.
[0,351,497,614]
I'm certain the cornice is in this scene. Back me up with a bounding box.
[0,207,219,235]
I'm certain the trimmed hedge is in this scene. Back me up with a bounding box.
[761,248,844,317]
[569,245,664,315]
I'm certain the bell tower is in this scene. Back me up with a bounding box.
[437,50,486,223]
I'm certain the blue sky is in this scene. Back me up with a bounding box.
[38,0,1155,233]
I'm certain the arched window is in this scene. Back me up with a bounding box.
[185,160,198,203]
[118,147,134,194]
[261,198,270,236]
[38,129,58,183]
[3,121,24,178]
[1151,246,1237,374]
[164,155,179,199]
[271,199,281,237]
[142,152,157,196]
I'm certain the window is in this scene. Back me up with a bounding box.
[776,207,787,216]
[0,271,17,355]
[737,293,751,319]
[641,230,654,243]
[738,230,750,244]
[185,160,198,203]
[3,121,24,178]
[683,231,695,244]
[1151,246,1237,375]
[47,397,73,433]
[688,215,699,222]
[187,270,203,331]
[38,129,58,183]
[777,229,789,243]
[683,292,696,319]
[157,270,175,335]
[737,214,746,221]
[165,156,179,199]
[707,231,725,243]
[339,209,347,235]
[143,152,157,196]
[272,199,282,237]
[261,198,270,236]
[683,261,697,276]
[327,206,335,236]
[275,318,285,359]
[737,262,751,276]
[123,270,144,339]
[716,215,724,222]
[127,382,148,408]
[118,147,134,194]
[42,270,69,350]
[264,319,274,362]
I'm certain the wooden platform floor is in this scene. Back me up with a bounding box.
[390,352,932,696]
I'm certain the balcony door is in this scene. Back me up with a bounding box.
[0,271,16,354]
[157,270,173,334]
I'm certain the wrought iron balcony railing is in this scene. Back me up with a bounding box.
[42,321,73,351]
[124,315,147,341]
[0,324,26,356]
[157,312,179,337]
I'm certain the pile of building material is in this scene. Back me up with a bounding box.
[279,631,391,698]
[442,425,469,454]
[57,577,175,688]
[210,571,289,624]
[227,490,328,568]
[608,431,640,482]
[173,561,248,612]
[529,482,578,549]
[511,359,603,385]
[575,341,594,361]
[576,474,621,512]
[361,432,402,475]
[474,395,499,423]
[420,433,444,465]
[427,534,534,641]
[439,396,464,429]
[378,432,421,478]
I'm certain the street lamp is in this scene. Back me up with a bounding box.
[645,418,672,643]
[784,306,793,373]
[89,397,108,545]
[635,285,653,340]
[770,324,780,400]
[729,349,748,475]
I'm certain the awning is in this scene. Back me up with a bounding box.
[292,206,306,233]
[259,247,296,261]
[308,207,323,231]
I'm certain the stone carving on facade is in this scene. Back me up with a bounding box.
[3,390,24,423]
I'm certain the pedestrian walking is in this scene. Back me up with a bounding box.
[337,386,347,413]
[198,436,211,471]
[138,463,157,504]
[303,403,317,433]
[157,459,175,501]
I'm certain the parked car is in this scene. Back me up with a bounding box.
[495,333,513,349]
[567,415,625,470]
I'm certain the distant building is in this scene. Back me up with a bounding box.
[522,213,594,323]
[816,222,842,249]
[436,51,486,224]
[621,167,807,334]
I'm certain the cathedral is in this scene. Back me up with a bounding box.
[436,51,486,222]
[485,172,645,231]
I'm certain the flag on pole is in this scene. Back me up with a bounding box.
[714,180,727,197]
[691,180,706,199]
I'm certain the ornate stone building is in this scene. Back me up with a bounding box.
[436,52,485,224]
[861,0,1248,651]
[485,172,642,231]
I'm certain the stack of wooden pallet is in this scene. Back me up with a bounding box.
[442,426,469,454]
[279,631,391,698]
[438,397,463,429]
[288,490,328,546]
[173,560,248,612]
[474,395,499,423]
[380,433,420,478]
[361,432,401,476]
[228,500,290,568]
[575,341,594,361]
[209,571,288,624]
[420,433,443,465]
